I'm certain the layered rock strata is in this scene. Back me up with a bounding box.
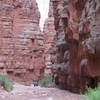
[0,0,45,83]
[51,0,100,93]
[44,2,56,74]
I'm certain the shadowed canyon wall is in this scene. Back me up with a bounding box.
[0,0,45,83]
[51,0,100,93]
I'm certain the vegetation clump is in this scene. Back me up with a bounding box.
[0,74,13,92]
[39,75,53,87]
[82,86,100,100]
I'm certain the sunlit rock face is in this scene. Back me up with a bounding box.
[44,2,56,74]
[51,0,100,93]
[0,0,45,83]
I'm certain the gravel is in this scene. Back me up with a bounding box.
[0,83,82,100]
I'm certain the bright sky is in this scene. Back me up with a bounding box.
[36,0,50,31]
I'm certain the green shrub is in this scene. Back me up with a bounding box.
[39,75,53,87]
[0,74,13,92]
[82,86,100,100]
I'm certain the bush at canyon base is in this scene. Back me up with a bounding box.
[0,74,13,92]
[39,75,53,87]
[82,86,100,100]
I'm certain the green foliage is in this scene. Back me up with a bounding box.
[0,74,13,92]
[39,75,53,87]
[82,86,100,100]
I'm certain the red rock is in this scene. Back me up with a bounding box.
[51,0,100,93]
[0,0,45,83]
[44,2,56,74]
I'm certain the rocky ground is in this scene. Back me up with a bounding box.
[0,83,82,100]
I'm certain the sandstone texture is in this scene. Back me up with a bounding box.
[44,2,56,74]
[0,0,45,83]
[51,0,100,93]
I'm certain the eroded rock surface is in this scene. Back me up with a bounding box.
[0,0,45,83]
[51,0,100,93]
[44,2,56,74]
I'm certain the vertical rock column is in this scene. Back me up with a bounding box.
[44,2,56,75]
[50,0,70,89]
[0,0,45,83]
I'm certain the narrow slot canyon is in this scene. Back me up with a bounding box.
[0,0,100,100]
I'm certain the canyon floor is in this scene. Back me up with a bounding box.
[0,83,82,100]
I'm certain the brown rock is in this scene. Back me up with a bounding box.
[51,0,100,93]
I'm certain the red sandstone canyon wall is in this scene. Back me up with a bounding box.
[0,0,45,83]
[44,2,56,75]
[51,0,100,93]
